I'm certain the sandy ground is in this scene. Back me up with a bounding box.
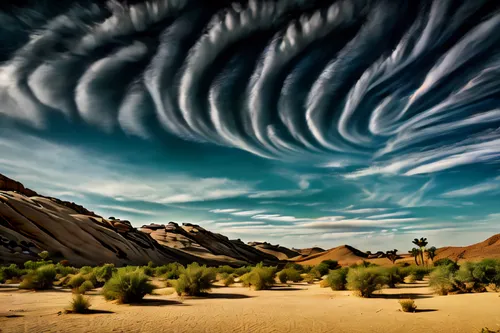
[1,281,499,333]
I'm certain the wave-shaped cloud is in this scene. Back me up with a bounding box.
[1,0,499,176]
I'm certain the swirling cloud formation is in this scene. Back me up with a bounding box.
[1,0,500,176]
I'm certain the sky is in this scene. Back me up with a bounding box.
[0,0,499,251]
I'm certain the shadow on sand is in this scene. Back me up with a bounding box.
[131,299,187,307]
[372,293,434,300]
[187,293,254,300]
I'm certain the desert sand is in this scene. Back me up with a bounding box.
[1,281,499,333]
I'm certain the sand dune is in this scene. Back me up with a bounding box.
[247,242,301,260]
[436,234,500,262]
[1,281,499,333]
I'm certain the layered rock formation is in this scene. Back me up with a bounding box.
[247,242,301,260]
[140,223,278,265]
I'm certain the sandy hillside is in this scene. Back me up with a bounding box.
[436,234,500,262]
[247,242,301,260]
[1,281,499,333]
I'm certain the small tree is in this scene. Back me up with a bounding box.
[426,246,437,262]
[412,238,428,266]
[385,249,402,264]
[409,248,420,265]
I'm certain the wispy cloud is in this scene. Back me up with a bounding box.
[441,182,500,198]
[97,205,159,216]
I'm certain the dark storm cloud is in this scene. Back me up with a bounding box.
[1,0,500,175]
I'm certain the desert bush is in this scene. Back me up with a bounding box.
[0,264,25,283]
[24,260,53,270]
[311,263,330,278]
[155,263,183,279]
[223,275,235,287]
[303,273,315,284]
[78,280,95,294]
[38,251,50,260]
[79,266,93,274]
[322,260,339,270]
[217,265,235,275]
[233,266,252,277]
[240,264,276,290]
[405,274,417,283]
[454,259,500,292]
[429,265,455,295]
[349,261,378,269]
[102,270,154,303]
[434,258,459,270]
[175,263,216,296]
[325,267,349,290]
[278,268,302,283]
[20,264,56,290]
[399,299,417,312]
[94,264,116,285]
[401,265,431,281]
[55,263,77,277]
[301,265,314,274]
[346,267,388,297]
[384,267,404,288]
[67,274,86,289]
[284,263,305,272]
[70,294,91,314]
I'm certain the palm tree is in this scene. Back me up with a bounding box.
[409,248,420,265]
[385,249,401,264]
[412,237,428,266]
[426,246,437,262]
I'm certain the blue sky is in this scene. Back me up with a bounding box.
[0,0,499,251]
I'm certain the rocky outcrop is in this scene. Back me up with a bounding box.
[140,222,278,265]
[0,174,38,197]
[0,190,202,266]
[248,242,301,260]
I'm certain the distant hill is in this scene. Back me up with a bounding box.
[1,173,499,267]
[435,234,500,262]
[0,173,279,266]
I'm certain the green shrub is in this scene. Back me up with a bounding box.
[321,260,339,270]
[155,263,182,279]
[102,270,154,303]
[67,274,86,289]
[311,263,330,278]
[217,265,235,275]
[384,267,404,288]
[406,274,417,283]
[70,294,91,314]
[233,266,252,277]
[349,261,377,269]
[434,258,459,270]
[24,260,53,270]
[55,263,77,277]
[20,264,56,290]
[38,251,50,260]
[240,264,276,290]
[0,264,25,283]
[325,267,349,290]
[79,266,93,274]
[175,263,216,296]
[399,299,417,312]
[400,265,431,280]
[93,264,116,285]
[346,267,388,297]
[429,265,455,295]
[278,268,302,283]
[78,280,95,294]
[303,273,315,284]
[223,275,235,287]
[284,263,305,272]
